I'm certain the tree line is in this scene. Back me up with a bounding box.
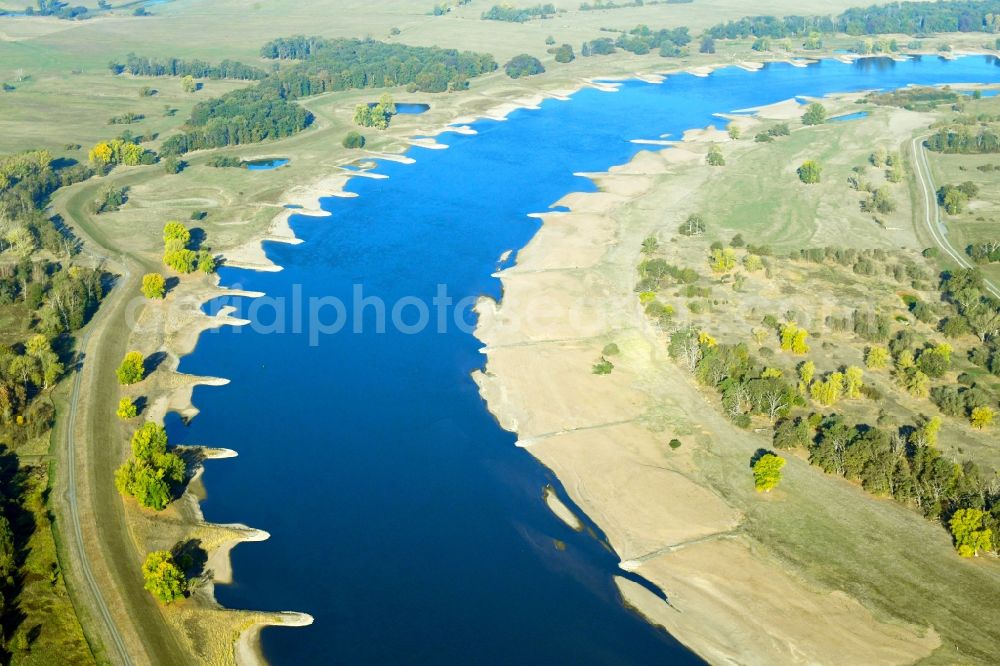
[481,3,556,22]
[108,53,268,81]
[706,1,1000,40]
[0,145,107,655]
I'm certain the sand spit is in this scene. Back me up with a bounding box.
[236,612,314,666]
[408,137,449,150]
[474,132,942,663]
[543,486,583,531]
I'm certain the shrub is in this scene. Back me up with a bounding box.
[116,352,145,385]
[342,131,366,149]
[797,160,822,184]
[592,358,614,375]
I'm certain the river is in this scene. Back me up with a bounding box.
[167,55,1000,664]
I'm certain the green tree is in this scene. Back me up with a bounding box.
[342,131,366,149]
[709,248,737,273]
[554,44,575,63]
[116,351,145,385]
[949,508,993,557]
[117,397,138,420]
[844,366,864,398]
[753,453,786,492]
[164,249,197,274]
[797,160,822,184]
[678,214,706,236]
[142,550,188,603]
[162,221,191,246]
[141,273,166,299]
[971,406,994,430]
[181,75,196,93]
[706,145,725,166]
[504,54,545,79]
[163,156,182,174]
[196,249,217,274]
[641,236,659,256]
[865,345,890,369]
[801,102,826,125]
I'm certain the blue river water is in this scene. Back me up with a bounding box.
[167,56,1000,664]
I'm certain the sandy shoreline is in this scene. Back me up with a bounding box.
[470,106,946,662]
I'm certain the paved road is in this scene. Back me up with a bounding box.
[911,135,1000,299]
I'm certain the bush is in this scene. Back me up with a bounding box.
[668,438,682,449]
[797,160,822,184]
[342,131,366,149]
[592,358,614,375]
[163,156,183,174]
[116,351,145,385]
[602,343,620,356]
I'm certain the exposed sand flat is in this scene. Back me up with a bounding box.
[737,61,764,71]
[618,538,940,666]
[475,137,943,664]
[685,65,716,78]
[734,97,803,120]
[408,137,449,150]
[681,125,730,142]
[583,79,622,92]
[629,139,675,146]
[635,73,666,84]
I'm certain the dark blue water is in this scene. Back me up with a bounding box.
[168,57,1000,665]
[246,158,290,171]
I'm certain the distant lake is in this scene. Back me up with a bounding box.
[369,102,431,114]
[245,158,289,171]
[171,56,1000,664]
[829,111,870,122]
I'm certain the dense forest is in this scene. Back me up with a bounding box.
[0,149,106,658]
[108,53,268,81]
[707,1,1000,39]
[160,87,313,156]
[258,37,497,95]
